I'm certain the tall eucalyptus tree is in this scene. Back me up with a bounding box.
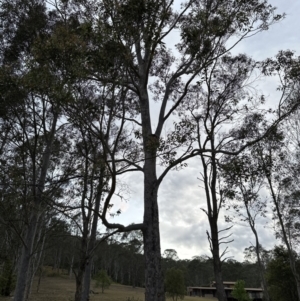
[0,0,76,299]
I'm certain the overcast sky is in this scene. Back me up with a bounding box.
[108,0,300,262]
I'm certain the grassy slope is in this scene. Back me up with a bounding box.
[0,275,215,301]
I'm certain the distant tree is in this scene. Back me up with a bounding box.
[165,268,185,301]
[163,250,179,262]
[221,152,271,301]
[94,269,111,293]
[186,256,214,287]
[231,280,250,301]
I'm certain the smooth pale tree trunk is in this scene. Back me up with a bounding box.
[14,214,38,301]
[14,113,58,301]
[81,184,102,301]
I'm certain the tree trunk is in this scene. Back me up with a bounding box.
[254,237,270,301]
[81,260,92,301]
[209,217,227,301]
[75,275,84,301]
[200,150,227,301]
[81,182,102,301]
[69,255,74,279]
[246,210,270,301]
[74,238,88,301]
[143,157,164,301]
[14,214,38,301]
[14,112,58,301]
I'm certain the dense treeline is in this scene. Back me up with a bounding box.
[32,221,264,289]
[24,218,298,295]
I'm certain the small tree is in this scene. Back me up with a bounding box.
[94,269,111,293]
[165,268,185,301]
[231,280,250,301]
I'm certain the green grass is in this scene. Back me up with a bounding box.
[0,275,215,301]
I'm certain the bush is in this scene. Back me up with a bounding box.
[231,280,250,301]
[165,268,185,301]
[94,269,111,293]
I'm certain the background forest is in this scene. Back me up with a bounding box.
[0,0,300,301]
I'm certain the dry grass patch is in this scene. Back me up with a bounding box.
[0,275,214,301]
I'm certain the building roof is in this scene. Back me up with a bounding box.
[187,287,263,292]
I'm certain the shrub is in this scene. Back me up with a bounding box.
[94,269,111,293]
[231,280,250,301]
[165,268,185,301]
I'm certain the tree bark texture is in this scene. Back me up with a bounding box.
[74,235,88,301]
[209,217,227,301]
[143,161,164,301]
[139,76,165,301]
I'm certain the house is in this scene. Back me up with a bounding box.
[187,281,263,301]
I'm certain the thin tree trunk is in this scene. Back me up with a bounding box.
[245,203,270,301]
[201,152,227,301]
[14,112,58,301]
[69,255,74,279]
[254,233,270,301]
[209,217,227,301]
[56,248,62,274]
[14,214,38,301]
[81,180,103,301]
[36,230,46,293]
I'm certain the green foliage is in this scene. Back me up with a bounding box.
[165,268,185,301]
[94,269,111,293]
[266,246,298,301]
[231,280,250,301]
[0,260,16,296]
